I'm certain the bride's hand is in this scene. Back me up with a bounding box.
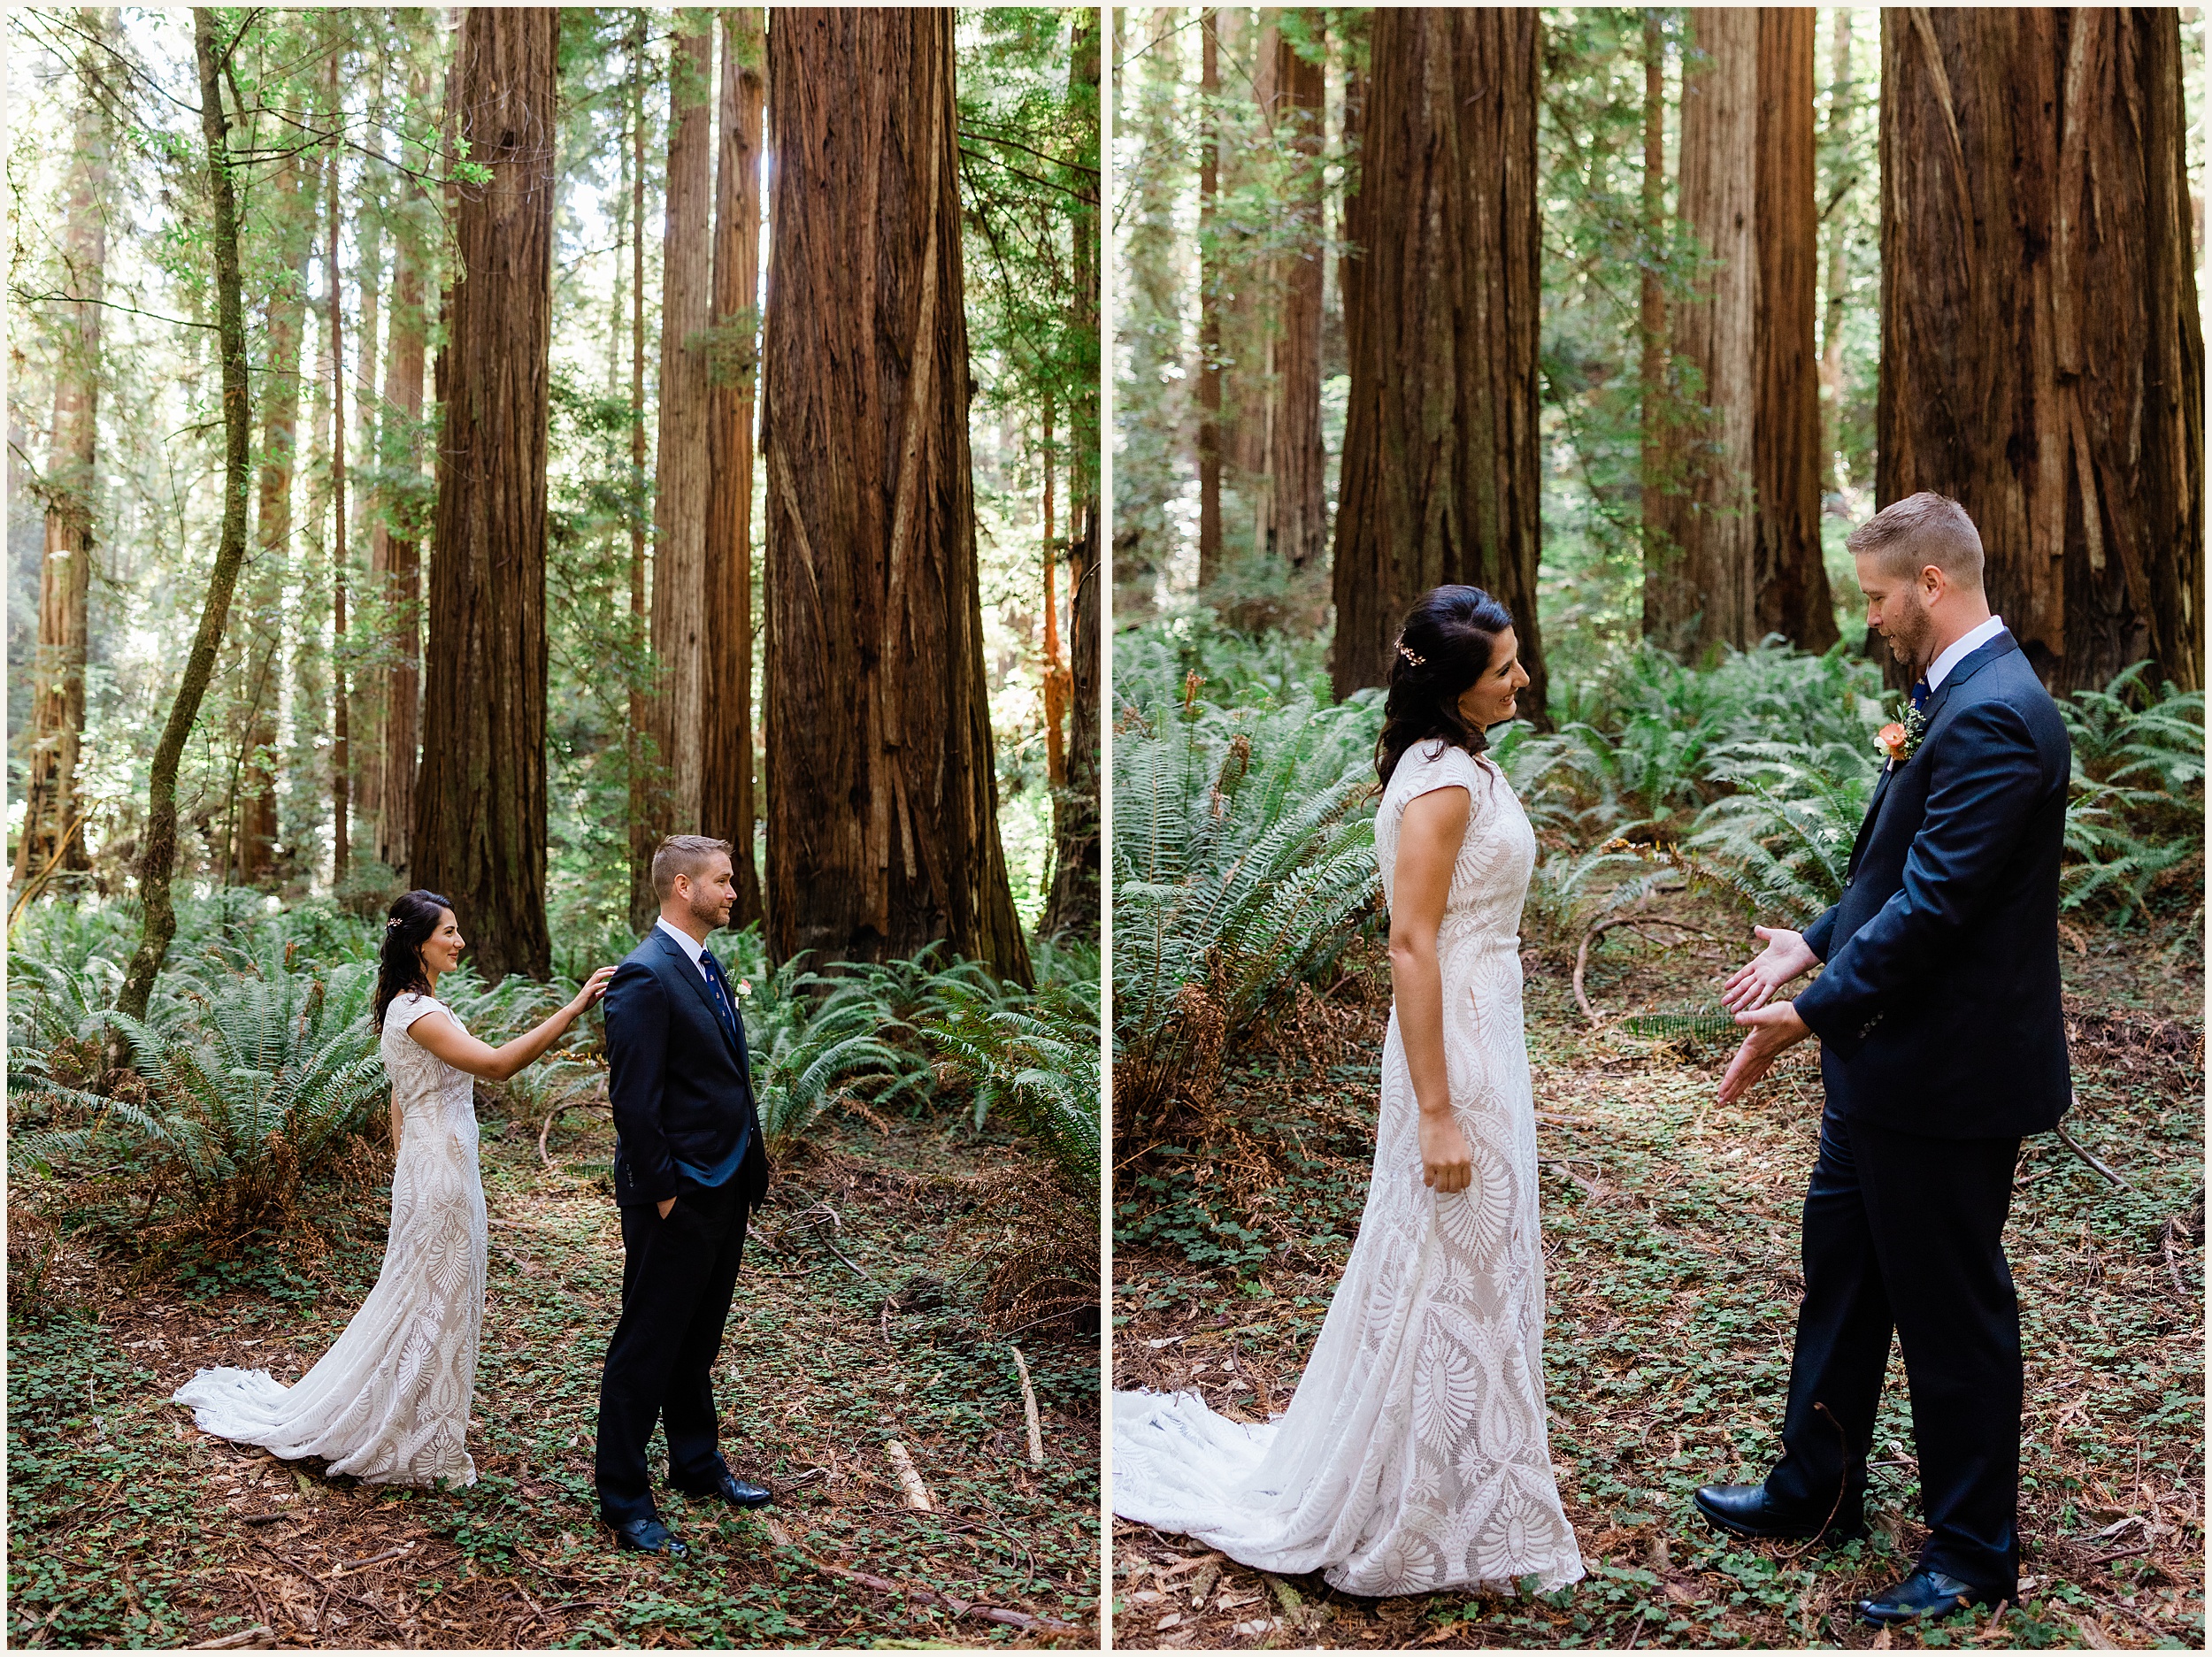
[570,965,618,1016]
[1419,1109,1473,1194]
[1720,926,1817,1013]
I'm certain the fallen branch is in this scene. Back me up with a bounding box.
[537,1105,560,1171]
[886,1439,933,1512]
[188,1624,272,1650]
[1573,912,1715,1024]
[761,1516,1086,1637]
[1009,1346,1045,1468]
[2054,1119,2133,1191]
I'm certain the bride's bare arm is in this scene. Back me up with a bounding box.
[1390,786,1473,1195]
[407,966,617,1084]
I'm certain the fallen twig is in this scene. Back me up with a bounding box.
[188,1623,272,1650]
[537,1105,560,1171]
[2054,1119,2133,1191]
[760,1516,1086,1636]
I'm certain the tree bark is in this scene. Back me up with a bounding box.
[372,208,426,878]
[1637,10,1673,636]
[626,12,655,932]
[645,16,715,877]
[236,159,315,882]
[326,56,350,884]
[16,6,110,892]
[1262,13,1327,570]
[411,6,557,980]
[1644,8,1832,658]
[1195,9,1224,588]
[119,9,257,1024]
[1328,7,1546,714]
[761,7,1032,985]
[1042,8,1101,942]
[702,6,765,928]
[1878,6,2204,692]
[1816,8,1854,496]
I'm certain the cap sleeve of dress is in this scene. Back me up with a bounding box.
[1394,740,1485,810]
[382,992,445,1039]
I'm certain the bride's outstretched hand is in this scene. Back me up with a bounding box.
[1720,925,1817,1014]
[1419,1109,1473,1194]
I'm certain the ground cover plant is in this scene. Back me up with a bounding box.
[8,901,1102,1650]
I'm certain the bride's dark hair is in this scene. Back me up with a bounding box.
[1374,585,1517,787]
[374,889,454,1031]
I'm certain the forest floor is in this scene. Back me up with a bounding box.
[1112,914,2204,1651]
[7,1105,1102,1649]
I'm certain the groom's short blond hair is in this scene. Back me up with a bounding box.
[652,834,733,900]
[1847,492,1985,589]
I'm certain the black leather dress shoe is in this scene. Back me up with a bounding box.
[1693,1482,1865,1543]
[684,1471,772,1508]
[1857,1569,2002,1625]
[611,1516,688,1558]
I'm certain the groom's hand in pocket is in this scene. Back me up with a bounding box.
[1721,926,1818,1013]
[1717,1001,1811,1106]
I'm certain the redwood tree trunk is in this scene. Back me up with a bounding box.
[702,5,765,928]
[1195,9,1223,588]
[1263,15,1327,570]
[411,7,557,981]
[373,220,426,878]
[761,8,1032,985]
[1647,8,1834,658]
[326,74,350,884]
[238,162,314,882]
[1878,7,2204,691]
[1328,7,1545,714]
[16,8,109,891]
[1042,8,1101,941]
[646,17,715,866]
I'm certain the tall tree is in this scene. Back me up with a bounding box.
[625,11,656,931]
[1195,9,1224,587]
[1637,10,1673,629]
[1645,8,1834,658]
[235,157,316,882]
[325,50,351,883]
[119,8,258,1023]
[644,16,714,880]
[1042,7,1101,941]
[1816,8,1855,496]
[15,6,111,894]
[371,124,429,879]
[761,7,1032,985]
[1329,7,1546,711]
[1261,12,1327,570]
[701,5,765,927]
[1879,8,2203,691]
[411,6,558,980]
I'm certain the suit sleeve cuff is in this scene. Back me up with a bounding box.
[1791,978,1863,1060]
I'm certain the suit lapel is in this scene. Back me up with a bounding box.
[1844,631,2021,881]
[657,929,740,1058]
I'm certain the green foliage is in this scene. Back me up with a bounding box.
[1112,633,1384,1118]
[921,978,1101,1196]
[2058,667,2207,925]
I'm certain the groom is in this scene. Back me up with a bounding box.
[595,834,774,1556]
[1699,494,2071,1624]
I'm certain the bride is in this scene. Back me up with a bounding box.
[1113,585,1585,1596]
[173,890,613,1487]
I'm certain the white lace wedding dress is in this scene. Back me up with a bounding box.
[173,991,485,1487]
[1113,738,1584,1595]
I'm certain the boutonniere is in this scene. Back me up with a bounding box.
[1874,704,1929,768]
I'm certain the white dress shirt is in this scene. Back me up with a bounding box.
[656,916,713,982]
[1925,614,2007,694]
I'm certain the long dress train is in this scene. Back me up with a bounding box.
[1113,738,1584,1595]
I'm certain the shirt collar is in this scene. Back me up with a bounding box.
[1926,614,2007,694]
[655,916,708,968]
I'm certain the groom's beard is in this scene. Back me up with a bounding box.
[1883,595,1937,678]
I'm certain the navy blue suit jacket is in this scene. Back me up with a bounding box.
[1793,631,2073,1139]
[603,927,766,1208]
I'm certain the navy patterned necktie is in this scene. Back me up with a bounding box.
[1910,677,1931,713]
[700,950,740,1047]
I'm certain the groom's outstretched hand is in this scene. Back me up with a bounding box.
[1721,926,1818,1013]
[1717,1002,1811,1106]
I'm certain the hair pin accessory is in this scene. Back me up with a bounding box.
[1397,642,1425,668]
